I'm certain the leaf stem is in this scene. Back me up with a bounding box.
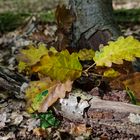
[83,63,103,77]
[90,73,103,77]
[84,63,96,73]
[82,71,103,77]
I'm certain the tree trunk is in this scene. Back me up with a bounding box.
[69,0,121,50]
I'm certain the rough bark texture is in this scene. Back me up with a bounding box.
[69,0,121,50]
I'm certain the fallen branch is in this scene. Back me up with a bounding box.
[59,90,140,137]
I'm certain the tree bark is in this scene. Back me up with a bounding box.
[69,0,121,50]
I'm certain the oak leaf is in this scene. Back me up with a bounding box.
[103,68,120,77]
[26,78,73,113]
[18,44,48,72]
[32,50,82,82]
[78,49,95,61]
[93,36,140,67]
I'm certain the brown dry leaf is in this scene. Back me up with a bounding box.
[55,5,75,31]
[95,61,134,76]
[95,66,110,75]
[29,32,54,43]
[100,136,109,140]
[39,80,73,112]
[123,72,140,101]
[55,31,70,51]
[33,128,47,137]
[107,74,127,90]
[55,5,75,51]
[112,61,134,74]
[109,78,125,90]
[109,72,140,101]
[26,78,73,113]
[70,123,92,137]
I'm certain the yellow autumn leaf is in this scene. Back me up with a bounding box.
[32,50,82,82]
[18,44,48,71]
[49,47,58,54]
[103,68,120,77]
[18,61,28,72]
[93,36,140,67]
[78,49,95,61]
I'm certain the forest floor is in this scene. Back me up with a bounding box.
[0,1,140,140]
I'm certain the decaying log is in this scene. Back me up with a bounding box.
[59,90,140,137]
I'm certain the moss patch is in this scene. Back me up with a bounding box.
[114,9,140,23]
